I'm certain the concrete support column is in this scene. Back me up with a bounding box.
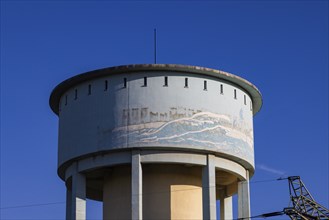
[67,172,86,220]
[66,186,72,219]
[238,170,250,220]
[132,150,142,220]
[202,154,216,220]
[220,196,233,220]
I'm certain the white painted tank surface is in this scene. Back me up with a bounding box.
[50,64,262,219]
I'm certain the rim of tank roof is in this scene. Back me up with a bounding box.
[49,64,263,115]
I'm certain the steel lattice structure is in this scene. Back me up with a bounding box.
[252,176,329,220]
[285,176,329,220]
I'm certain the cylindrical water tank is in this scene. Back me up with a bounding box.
[49,64,262,220]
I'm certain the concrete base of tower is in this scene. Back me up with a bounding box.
[103,164,202,220]
[64,151,251,220]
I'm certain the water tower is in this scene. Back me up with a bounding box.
[49,64,262,220]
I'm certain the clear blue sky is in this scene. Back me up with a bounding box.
[1,1,328,219]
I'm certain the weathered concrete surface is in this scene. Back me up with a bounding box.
[56,71,257,179]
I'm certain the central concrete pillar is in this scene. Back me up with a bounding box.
[202,154,217,220]
[103,164,202,220]
[143,164,202,220]
[238,170,250,220]
[103,166,131,220]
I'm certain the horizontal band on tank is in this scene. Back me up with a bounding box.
[59,148,253,181]
[49,64,262,116]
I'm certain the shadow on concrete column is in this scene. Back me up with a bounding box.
[66,184,72,219]
[220,196,233,220]
[238,170,250,220]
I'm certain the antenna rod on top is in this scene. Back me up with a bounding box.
[154,28,157,64]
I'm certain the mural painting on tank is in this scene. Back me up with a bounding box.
[108,106,254,164]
